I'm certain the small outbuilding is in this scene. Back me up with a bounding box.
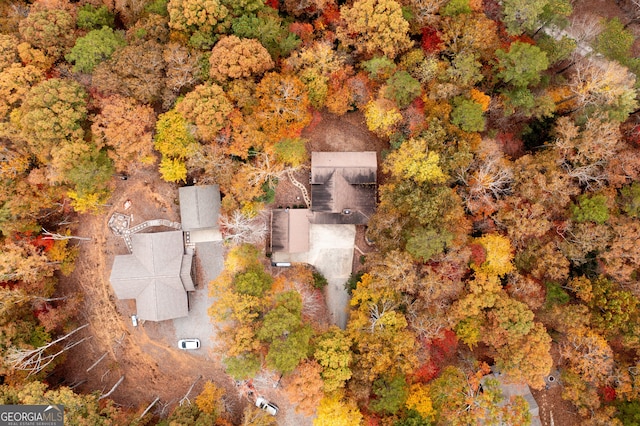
[270,209,311,254]
[179,185,222,243]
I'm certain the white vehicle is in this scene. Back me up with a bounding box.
[177,338,200,350]
[255,397,279,416]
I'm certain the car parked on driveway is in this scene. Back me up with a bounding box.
[255,397,278,416]
[178,338,200,350]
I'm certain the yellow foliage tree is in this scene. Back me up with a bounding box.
[472,234,515,277]
[383,137,447,184]
[405,383,435,419]
[364,98,402,137]
[313,392,362,426]
[195,381,225,415]
[337,0,413,59]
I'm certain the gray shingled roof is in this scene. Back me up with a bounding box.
[179,185,221,232]
[110,231,193,321]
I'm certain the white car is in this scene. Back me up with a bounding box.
[255,397,279,416]
[177,339,200,350]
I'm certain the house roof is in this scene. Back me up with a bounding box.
[311,152,377,185]
[270,209,311,253]
[310,152,377,225]
[178,185,221,232]
[481,372,542,426]
[109,231,193,321]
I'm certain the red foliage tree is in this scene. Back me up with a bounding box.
[290,22,315,44]
[421,27,443,53]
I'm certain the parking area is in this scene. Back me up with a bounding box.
[173,241,225,356]
[272,224,356,329]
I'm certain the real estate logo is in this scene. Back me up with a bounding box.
[0,405,63,426]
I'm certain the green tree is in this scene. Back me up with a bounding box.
[440,0,472,16]
[66,27,126,73]
[405,226,454,262]
[450,97,485,132]
[385,71,422,108]
[620,182,640,218]
[501,0,548,35]
[224,353,261,380]
[370,374,408,415]
[570,194,610,224]
[232,10,300,59]
[273,138,308,167]
[257,291,302,342]
[265,325,313,374]
[233,267,273,297]
[495,42,549,88]
[594,18,640,72]
[76,4,115,30]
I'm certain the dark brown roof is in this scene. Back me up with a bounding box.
[310,152,377,225]
[109,231,193,321]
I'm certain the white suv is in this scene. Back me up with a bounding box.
[177,339,200,350]
[255,397,279,416]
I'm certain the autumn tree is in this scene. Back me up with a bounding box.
[336,0,413,59]
[15,78,87,165]
[18,8,76,60]
[91,95,156,172]
[255,72,311,142]
[314,326,353,392]
[92,40,165,105]
[0,64,43,119]
[283,360,324,414]
[209,36,274,82]
[175,83,233,142]
[385,71,422,108]
[65,27,126,73]
[167,0,230,48]
[154,109,197,182]
[163,42,203,104]
[0,381,129,424]
[313,391,362,426]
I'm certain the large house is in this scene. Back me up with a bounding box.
[110,231,194,321]
[109,185,221,321]
[270,151,377,254]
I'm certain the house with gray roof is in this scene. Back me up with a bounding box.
[110,231,194,321]
[109,185,223,321]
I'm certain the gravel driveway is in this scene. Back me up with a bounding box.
[173,241,224,357]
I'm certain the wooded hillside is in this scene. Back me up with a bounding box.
[2,0,640,424]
